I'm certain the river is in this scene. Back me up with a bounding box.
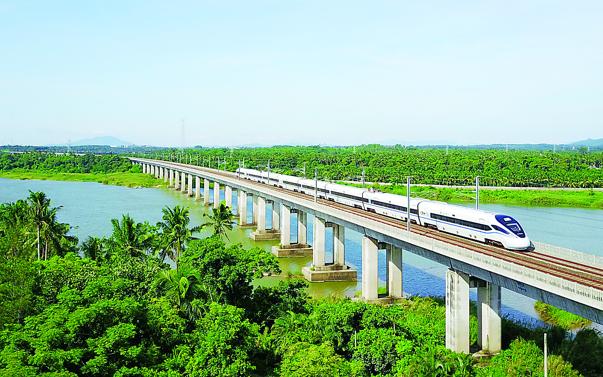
[2,178,602,326]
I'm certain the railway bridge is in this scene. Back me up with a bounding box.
[131,158,603,355]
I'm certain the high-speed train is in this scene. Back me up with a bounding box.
[236,168,532,251]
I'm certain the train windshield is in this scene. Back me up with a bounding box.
[495,215,526,238]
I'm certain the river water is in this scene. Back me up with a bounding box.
[1,178,602,326]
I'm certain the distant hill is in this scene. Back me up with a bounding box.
[571,138,603,148]
[68,136,133,147]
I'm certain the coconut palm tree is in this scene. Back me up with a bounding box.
[154,265,207,320]
[81,236,108,261]
[27,191,51,260]
[156,205,201,268]
[39,207,77,260]
[202,203,235,239]
[0,200,31,259]
[109,214,154,258]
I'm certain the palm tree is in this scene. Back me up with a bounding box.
[202,203,235,239]
[157,205,201,268]
[81,236,107,261]
[154,265,206,320]
[39,207,77,259]
[0,200,31,259]
[109,214,153,258]
[27,191,51,260]
[27,191,68,260]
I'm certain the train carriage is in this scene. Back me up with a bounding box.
[235,168,532,250]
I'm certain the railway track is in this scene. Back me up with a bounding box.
[161,161,603,290]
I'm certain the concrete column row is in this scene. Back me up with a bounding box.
[137,161,501,357]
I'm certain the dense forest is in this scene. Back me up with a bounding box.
[0,153,135,174]
[1,145,164,154]
[142,146,603,188]
[1,193,601,376]
[3,147,603,188]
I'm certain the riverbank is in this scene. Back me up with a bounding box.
[343,183,603,209]
[0,170,165,188]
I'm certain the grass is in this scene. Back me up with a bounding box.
[0,170,166,188]
[534,301,591,330]
[342,183,603,209]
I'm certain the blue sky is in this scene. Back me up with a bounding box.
[0,1,601,146]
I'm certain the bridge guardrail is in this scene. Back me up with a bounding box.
[136,159,603,309]
[403,232,603,308]
[533,241,603,269]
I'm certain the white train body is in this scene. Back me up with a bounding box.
[236,168,532,251]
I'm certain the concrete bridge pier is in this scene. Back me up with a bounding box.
[475,279,502,354]
[272,206,312,256]
[142,164,146,174]
[361,236,380,301]
[302,219,356,282]
[195,176,201,200]
[203,179,210,206]
[154,165,158,178]
[357,240,401,302]
[159,167,163,180]
[252,195,258,224]
[169,169,174,187]
[224,186,233,208]
[187,174,193,197]
[213,182,220,208]
[238,190,248,225]
[163,168,168,183]
[297,211,308,245]
[386,244,403,299]
[250,197,280,240]
[174,170,180,190]
[446,269,470,354]
[272,202,280,231]
[180,172,186,193]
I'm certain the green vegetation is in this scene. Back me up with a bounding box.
[345,183,603,209]
[138,145,603,208]
[0,152,133,172]
[1,192,601,376]
[4,148,603,207]
[0,152,164,188]
[534,302,592,330]
[148,146,603,188]
[0,170,165,188]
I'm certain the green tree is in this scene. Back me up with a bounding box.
[157,205,201,268]
[0,200,33,259]
[108,214,155,258]
[480,338,579,377]
[279,342,363,377]
[27,191,51,260]
[184,303,259,377]
[153,265,205,320]
[182,238,279,308]
[350,327,412,376]
[39,206,77,260]
[80,236,108,262]
[202,202,235,239]
[0,258,36,326]
[561,329,603,377]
